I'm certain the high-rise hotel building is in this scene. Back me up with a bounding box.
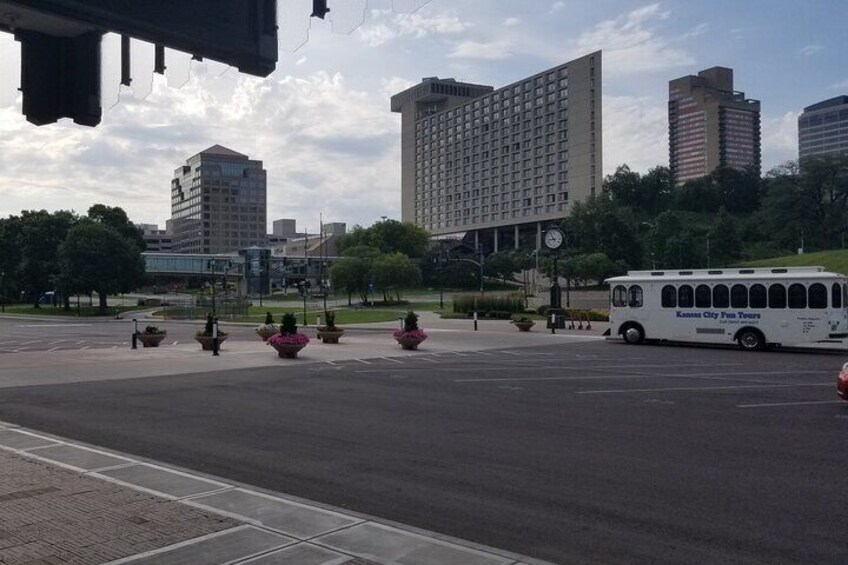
[170,145,267,254]
[798,96,848,160]
[391,52,601,252]
[669,67,760,184]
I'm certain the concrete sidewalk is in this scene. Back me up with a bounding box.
[0,422,548,565]
[0,317,607,389]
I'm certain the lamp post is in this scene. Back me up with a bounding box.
[433,247,447,310]
[0,270,4,313]
[207,259,218,317]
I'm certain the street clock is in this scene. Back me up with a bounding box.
[544,227,565,250]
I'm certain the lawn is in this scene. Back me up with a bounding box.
[1,305,139,317]
[236,301,444,325]
[739,249,848,275]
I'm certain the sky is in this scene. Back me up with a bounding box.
[0,0,846,232]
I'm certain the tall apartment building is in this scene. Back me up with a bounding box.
[391,52,601,252]
[170,145,267,254]
[669,67,761,184]
[798,96,848,159]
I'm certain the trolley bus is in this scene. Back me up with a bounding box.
[605,267,848,350]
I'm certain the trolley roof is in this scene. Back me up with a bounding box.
[606,266,845,284]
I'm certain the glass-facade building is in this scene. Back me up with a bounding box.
[170,145,267,254]
[798,96,848,159]
[669,67,761,185]
[391,52,601,252]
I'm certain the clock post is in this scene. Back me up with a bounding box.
[544,227,566,330]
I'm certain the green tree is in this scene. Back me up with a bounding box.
[483,251,523,283]
[604,165,673,215]
[338,219,430,258]
[568,195,643,268]
[371,252,421,301]
[0,216,22,303]
[58,221,146,314]
[329,256,372,305]
[87,204,146,251]
[708,208,742,266]
[17,210,77,307]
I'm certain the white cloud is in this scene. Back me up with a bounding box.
[0,71,403,228]
[799,44,824,56]
[356,8,468,47]
[602,95,669,174]
[571,3,693,74]
[550,2,565,14]
[448,40,513,60]
[830,79,848,90]
[503,17,521,27]
[761,111,799,169]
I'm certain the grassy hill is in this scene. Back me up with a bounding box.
[739,249,848,275]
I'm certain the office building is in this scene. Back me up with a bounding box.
[136,223,172,252]
[391,52,601,252]
[170,145,267,254]
[669,67,761,184]
[798,96,848,159]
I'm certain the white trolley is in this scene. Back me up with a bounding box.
[605,267,848,350]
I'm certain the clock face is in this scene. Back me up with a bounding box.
[545,228,564,249]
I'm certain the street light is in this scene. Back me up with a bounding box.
[207,258,233,318]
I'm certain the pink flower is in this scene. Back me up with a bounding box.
[268,333,310,347]
[393,329,428,341]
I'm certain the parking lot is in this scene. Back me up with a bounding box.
[0,317,257,353]
[0,336,845,564]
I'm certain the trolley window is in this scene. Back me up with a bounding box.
[833,283,842,309]
[661,285,677,308]
[628,285,643,308]
[768,284,786,309]
[713,284,729,308]
[695,285,711,308]
[731,284,748,308]
[788,283,807,309]
[678,285,694,308]
[613,285,627,307]
[749,284,767,309]
[808,283,827,309]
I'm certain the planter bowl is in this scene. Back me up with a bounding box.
[395,336,426,350]
[256,324,278,341]
[513,321,535,332]
[195,334,229,351]
[317,328,345,344]
[270,342,306,359]
[139,333,166,347]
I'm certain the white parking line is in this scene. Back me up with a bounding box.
[737,400,846,409]
[577,383,834,395]
[355,359,371,365]
[18,324,92,328]
[380,357,404,364]
[48,347,60,352]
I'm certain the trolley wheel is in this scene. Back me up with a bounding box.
[621,323,644,345]
[737,329,765,351]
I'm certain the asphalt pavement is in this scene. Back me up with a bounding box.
[0,338,845,564]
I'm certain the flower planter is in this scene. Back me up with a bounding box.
[512,321,535,332]
[256,324,278,341]
[317,329,344,344]
[269,342,306,358]
[139,332,166,347]
[395,336,426,350]
[195,334,229,351]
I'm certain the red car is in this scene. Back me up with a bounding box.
[839,363,848,401]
